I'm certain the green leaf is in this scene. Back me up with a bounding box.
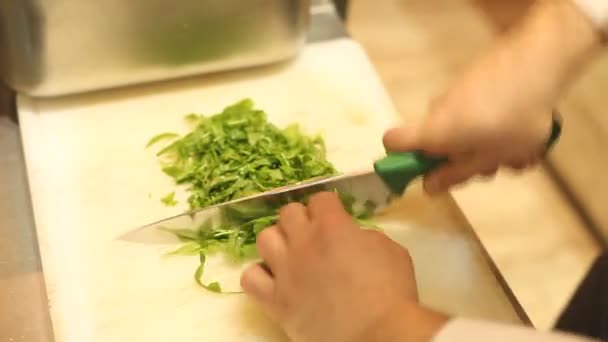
[239,244,258,259]
[165,241,201,256]
[146,132,180,148]
[193,252,243,294]
[356,219,383,231]
[160,192,178,207]
[156,140,181,158]
[358,200,378,220]
[194,262,205,287]
[184,113,201,125]
[203,282,222,293]
[158,227,199,241]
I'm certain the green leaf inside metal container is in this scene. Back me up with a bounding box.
[133,9,263,66]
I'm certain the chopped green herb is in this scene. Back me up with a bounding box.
[164,188,381,292]
[161,192,178,207]
[149,99,337,210]
[145,132,180,148]
[164,241,201,257]
[193,252,242,294]
[204,282,223,294]
[184,113,201,126]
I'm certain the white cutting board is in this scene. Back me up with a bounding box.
[18,38,520,342]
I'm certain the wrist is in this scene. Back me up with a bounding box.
[401,305,450,342]
[508,0,601,102]
[361,303,450,342]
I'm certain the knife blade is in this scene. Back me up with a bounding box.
[117,171,384,243]
[119,114,562,243]
[117,152,443,243]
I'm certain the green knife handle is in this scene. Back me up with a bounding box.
[374,114,562,195]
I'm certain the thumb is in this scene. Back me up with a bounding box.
[382,124,423,153]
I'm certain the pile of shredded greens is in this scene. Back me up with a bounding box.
[148,98,337,210]
[147,99,378,293]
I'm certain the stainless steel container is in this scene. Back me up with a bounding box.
[0,0,310,97]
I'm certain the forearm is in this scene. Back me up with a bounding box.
[505,0,602,104]
[361,305,449,342]
[391,306,449,342]
[455,0,602,114]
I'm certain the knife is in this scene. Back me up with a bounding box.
[119,115,561,243]
[118,171,398,243]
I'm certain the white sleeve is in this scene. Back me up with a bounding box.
[573,0,608,29]
[433,319,599,342]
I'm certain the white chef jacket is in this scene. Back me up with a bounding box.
[432,1,607,341]
[574,0,608,29]
[433,319,599,342]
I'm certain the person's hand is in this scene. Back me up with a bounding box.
[384,0,599,195]
[383,62,556,195]
[240,192,448,342]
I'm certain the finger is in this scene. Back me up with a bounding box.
[510,162,527,171]
[256,226,287,274]
[508,154,539,171]
[523,158,542,171]
[526,155,541,168]
[382,120,465,156]
[480,165,499,178]
[278,202,311,244]
[307,192,353,230]
[382,124,422,152]
[241,263,277,317]
[423,158,493,194]
[528,158,541,168]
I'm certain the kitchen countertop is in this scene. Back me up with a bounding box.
[0,3,528,341]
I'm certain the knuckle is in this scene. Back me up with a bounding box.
[256,226,278,250]
[382,127,404,148]
[308,191,339,206]
[480,167,498,177]
[279,202,306,219]
[420,132,448,155]
[428,169,448,184]
[398,245,412,260]
[318,212,348,227]
[442,165,472,185]
[316,215,353,238]
[363,229,392,245]
[240,266,256,287]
